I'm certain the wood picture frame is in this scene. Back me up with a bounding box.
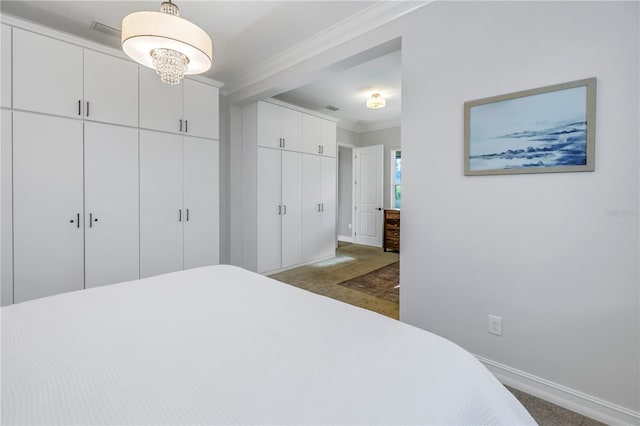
[464,78,596,176]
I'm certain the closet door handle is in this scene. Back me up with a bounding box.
[179,209,182,222]
[279,138,283,148]
[321,203,324,212]
[70,213,80,227]
[278,205,282,215]
[179,119,183,132]
[78,100,81,116]
[185,120,188,133]
[318,145,322,154]
[89,213,93,228]
[186,209,190,221]
[321,145,324,154]
[317,203,321,212]
[86,101,90,117]
[283,205,287,215]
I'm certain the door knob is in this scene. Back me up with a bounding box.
[376,207,382,211]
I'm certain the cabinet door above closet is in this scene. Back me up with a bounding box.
[13,28,83,118]
[2,25,11,108]
[84,50,139,127]
[182,79,219,139]
[139,67,183,133]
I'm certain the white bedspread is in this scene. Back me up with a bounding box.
[2,265,535,425]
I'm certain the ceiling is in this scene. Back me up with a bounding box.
[1,1,403,130]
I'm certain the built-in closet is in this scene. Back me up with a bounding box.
[242,101,337,274]
[1,22,220,304]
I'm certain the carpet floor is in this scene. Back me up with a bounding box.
[271,243,604,426]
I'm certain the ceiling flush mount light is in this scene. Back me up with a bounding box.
[122,1,213,85]
[366,93,386,109]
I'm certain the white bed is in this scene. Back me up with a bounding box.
[1,265,535,425]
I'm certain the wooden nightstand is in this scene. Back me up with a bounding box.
[383,209,400,252]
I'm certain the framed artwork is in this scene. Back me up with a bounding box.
[464,78,596,175]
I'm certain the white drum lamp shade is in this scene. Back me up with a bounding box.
[122,2,212,84]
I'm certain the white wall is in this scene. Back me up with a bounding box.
[399,0,639,416]
[358,127,400,210]
[337,145,353,238]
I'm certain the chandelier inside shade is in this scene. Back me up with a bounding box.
[151,48,189,85]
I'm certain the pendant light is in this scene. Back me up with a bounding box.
[366,93,386,109]
[122,1,213,85]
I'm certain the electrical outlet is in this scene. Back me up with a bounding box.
[348,223,352,229]
[488,315,502,336]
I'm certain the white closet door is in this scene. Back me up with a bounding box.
[183,137,219,269]
[84,122,139,288]
[13,112,84,302]
[84,50,139,127]
[302,114,322,155]
[1,24,11,108]
[320,156,337,258]
[257,102,283,149]
[281,151,302,268]
[281,107,302,152]
[302,154,322,261]
[1,110,12,305]
[13,29,83,118]
[257,147,282,273]
[321,119,337,158]
[139,67,183,133]
[140,130,184,278]
[182,79,219,139]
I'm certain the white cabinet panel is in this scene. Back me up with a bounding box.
[1,110,12,305]
[13,29,83,118]
[139,67,183,133]
[257,147,282,273]
[84,122,139,288]
[183,79,219,139]
[321,119,337,158]
[302,154,322,261]
[13,112,84,302]
[184,137,219,269]
[84,50,138,127]
[320,156,337,258]
[302,114,322,155]
[140,130,184,278]
[257,102,302,151]
[281,151,302,269]
[257,102,283,149]
[281,107,302,152]
[2,25,11,108]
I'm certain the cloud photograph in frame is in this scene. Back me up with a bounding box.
[464,78,596,176]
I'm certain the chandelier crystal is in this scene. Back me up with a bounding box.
[122,1,213,85]
[151,48,189,85]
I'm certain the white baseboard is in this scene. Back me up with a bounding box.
[476,355,640,426]
[337,235,353,242]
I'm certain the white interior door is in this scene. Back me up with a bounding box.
[257,147,282,273]
[354,145,384,247]
[84,122,139,288]
[13,112,84,302]
[140,130,184,278]
[183,137,220,269]
[1,109,12,305]
[319,156,337,258]
[281,151,302,268]
[302,154,322,261]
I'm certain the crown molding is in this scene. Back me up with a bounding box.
[357,117,401,133]
[224,1,431,95]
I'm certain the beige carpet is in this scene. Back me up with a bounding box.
[269,243,400,319]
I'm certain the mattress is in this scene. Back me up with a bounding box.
[1,265,535,425]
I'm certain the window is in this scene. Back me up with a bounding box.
[392,150,401,209]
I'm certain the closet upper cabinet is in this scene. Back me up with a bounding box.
[84,50,138,127]
[139,67,219,139]
[183,79,219,139]
[13,28,83,118]
[302,114,336,157]
[257,102,302,151]
[2,25,11,108]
